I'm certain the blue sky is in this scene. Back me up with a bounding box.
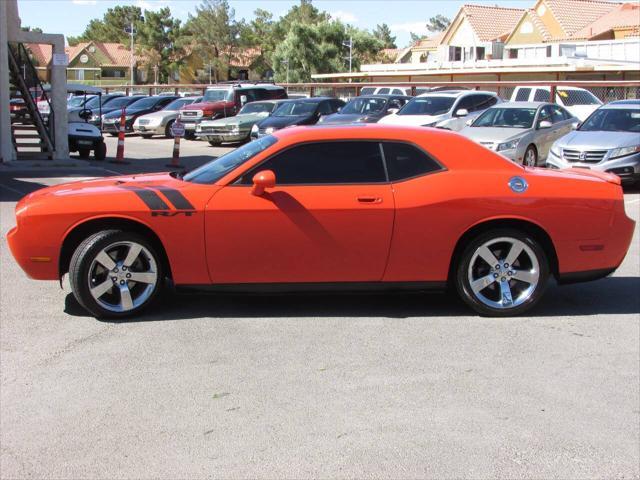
[18,0,532,47]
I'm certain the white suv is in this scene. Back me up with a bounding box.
[510,86,602,121]
[378,90,501,131]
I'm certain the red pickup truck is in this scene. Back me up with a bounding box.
[178,83,287,139]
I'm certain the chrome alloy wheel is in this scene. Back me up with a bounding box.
[87,241,158,313]
[524,147,537,167]
[467,237,540,310]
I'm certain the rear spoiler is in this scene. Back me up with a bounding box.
[560,168,621,186]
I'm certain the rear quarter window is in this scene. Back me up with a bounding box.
[383,142,444,181]
[514,88,531,102]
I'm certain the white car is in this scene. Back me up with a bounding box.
[510,86,602,121]
[378,90,501,132]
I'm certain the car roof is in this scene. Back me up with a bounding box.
[355,94,411,100]
[287,97,336,103]
[608,99,640,106]
[600,101,640,109]
[516,85,588,91]
[496,101,546,108]
[416,90,496,98]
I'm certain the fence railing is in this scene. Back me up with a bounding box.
[101,80,640,103]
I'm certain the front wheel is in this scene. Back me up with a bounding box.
[164,120,175,138]
[208,140,221,147]
[523,145,538,167]
[94,142,107,161]
[455,229,549,316]
[141,134,153,139]
[69,230,163,318]
[78,148,90,159]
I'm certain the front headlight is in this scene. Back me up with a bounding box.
[497,138,520,152]
[609,145,640,159]
[251,124,259,133]
[550,145,562,158]
[265,127,275,134]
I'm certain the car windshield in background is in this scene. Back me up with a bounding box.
[359,87,375,95]
[473,108,537,128]
[579,108,640,132]
[398,97,455,116]
[239,102,274,114]
[341,98,387,115]
[68,96,88,107]
[273,101,317,117]
[203,89,233,102]
[165,98,195,110]
[558,89,601,106]
[128,97,161,109]
[184,135,278,184]
[108,96,140,108]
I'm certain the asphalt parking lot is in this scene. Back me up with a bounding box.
[1,137,639,478]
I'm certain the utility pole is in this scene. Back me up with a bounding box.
[343,36,353,74]
[125,20,136,87]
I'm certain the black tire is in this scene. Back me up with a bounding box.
[455,228,549,317]
[94,142,107,161]
[78,148,90,159]
[208,140,221,147]
[109,133,118,137]
[141,134,153,139]
[184,131,196,140]
[165,120,175,138]
[523,145,538,167]
[69,230,164,319]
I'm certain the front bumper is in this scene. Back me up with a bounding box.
[196,130,248,143]
[133,123,165,135]
[547,150,640,184]
[102,119,135,133]
[69,134,103,152]
[7,224,59,280]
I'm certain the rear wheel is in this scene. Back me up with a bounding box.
[94,142,107,161]
[69,230,163,318]
[455,229,549,316]
[78,148,90,159]
[524,145,538,167]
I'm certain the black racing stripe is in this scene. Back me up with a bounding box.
[121,186,170,211]
[155,187,195,210]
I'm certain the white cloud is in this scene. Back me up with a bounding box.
[136,0,171,11]
[390,21,429,35]
[330,10,358,24]
[71,0,97,5]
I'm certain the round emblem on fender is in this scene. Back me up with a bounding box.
[509,176,528,193]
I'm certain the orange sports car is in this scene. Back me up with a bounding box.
[7,125,635,318]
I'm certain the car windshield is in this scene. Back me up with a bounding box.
[203,89,233,102]
[398,96,455,116]
[579,108,640,132]
[473,107,537,128]
[341,98,387,115]
[128,97,161,110]
[68,96,88,107]
[273,101,318,117]
[558,89,602,106]
[184,135,278,184]
[109,96,140,108]
[165,98,195,110]
[239,102,274,114]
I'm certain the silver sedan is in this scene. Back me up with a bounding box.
[459,102,578,166]
[133,96,201,138]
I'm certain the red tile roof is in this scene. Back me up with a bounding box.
[26,43,52,66]
[571,2,640,39]
[460,4,527,41]
[66,42,133,67]
[543,0,621,38]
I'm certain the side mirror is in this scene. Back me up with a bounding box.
[538,120,552,129]
[572,122,581,130]
[455,108,469,117]
[251,170,276,196]
[240,95,248,106]
[465,118,474,126]
[387,108,399,114]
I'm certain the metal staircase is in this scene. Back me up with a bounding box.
[7,42,55,159]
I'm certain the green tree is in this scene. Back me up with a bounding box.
[71,6,144,44]
[136,7,183,83]
[239,8,277,78]
[184,0,240,82]
[427,14,450,33]
[373,23,396,49]
[409,32,423,44]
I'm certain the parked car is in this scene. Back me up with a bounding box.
[359,85,412,96]
[378,90,500,131]
[67,94,96,109]
[179,83,288,139]
[102,95,179,136]
[196,99,288,146]
[7,125,634,319]
[318,95,410,125]
[133,96,202,138]
[460,102,578,166]
[69,92,125,122]
[510,86,602,121]
[546,100,640,185]
[91,95,147,126]
[251,97,345,138]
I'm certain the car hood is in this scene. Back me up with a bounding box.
[556,130,639,150]
[320,113,369,124]
[258,115,314,129]
[461,126,529,144]
[378,113,445,126]
[183,100,232,111]
[202,112,268,127]
[137,110,177,121]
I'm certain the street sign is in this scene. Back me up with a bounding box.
[171,122,185,137]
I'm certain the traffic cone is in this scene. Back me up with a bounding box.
[110,106,130,164]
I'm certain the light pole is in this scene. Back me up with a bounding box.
[343,36,353,74]
[125,20,136,87]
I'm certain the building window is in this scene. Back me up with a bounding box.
[449,46,462,61]
[476,47,485,60]
[546,45,552,57]
[508,49,519,59]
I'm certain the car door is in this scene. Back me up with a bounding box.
[534,105,556,159]
[204,141,395,284]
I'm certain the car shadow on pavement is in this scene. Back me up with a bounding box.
[64,276,640,322]
[0,176,50,202]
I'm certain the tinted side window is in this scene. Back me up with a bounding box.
[515,88,531,101]
[242,141,386,184]
[392,89,404,95]
[383,142,443,181]
[534,89,550,102]
[455,95,476,112]
[537,106,553,125]
[377,88,390,95]
[318,101,333,115]
[476,94,498,110]
[550,105,567,123]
